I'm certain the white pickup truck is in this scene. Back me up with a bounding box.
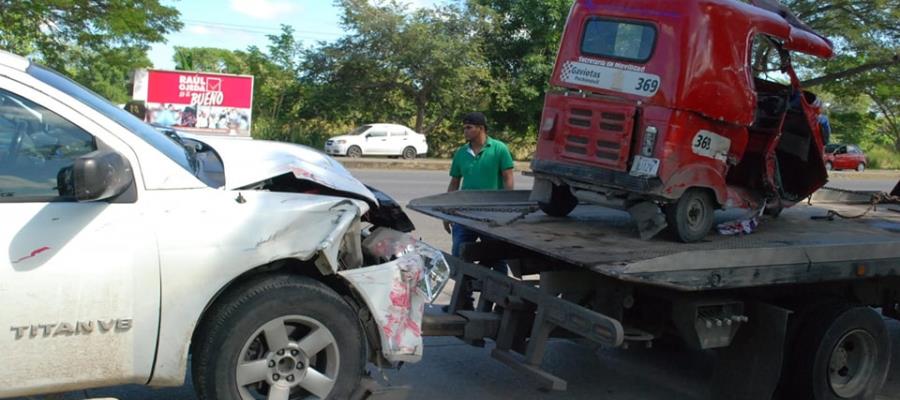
[0,50,448,400]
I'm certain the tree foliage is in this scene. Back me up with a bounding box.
[0,0,182,102]
[786,0,900,150]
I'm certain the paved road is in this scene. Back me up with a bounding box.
[25,170,900,400]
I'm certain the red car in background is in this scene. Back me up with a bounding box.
[824,144,867,171]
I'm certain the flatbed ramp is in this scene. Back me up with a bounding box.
[409,190,900,291]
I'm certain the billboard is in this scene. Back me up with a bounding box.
[132,69,254,136]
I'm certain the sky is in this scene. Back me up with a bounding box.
[149,0,441,70]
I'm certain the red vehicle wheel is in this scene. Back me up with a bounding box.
[665,188,715,243]
[538,184,578,217]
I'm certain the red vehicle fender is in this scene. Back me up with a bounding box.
[661,164,727,207]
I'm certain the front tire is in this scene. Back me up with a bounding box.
[781,304,890,400]
[346,146,363,158]
[826,161,834,171]
[538,184,578,217]
[856,163,865,172]
[192,274,365,400]
[664,188,715,243]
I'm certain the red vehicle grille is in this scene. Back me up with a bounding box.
[556,98,636,171]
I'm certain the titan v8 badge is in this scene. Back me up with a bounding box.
[10,319,133,340]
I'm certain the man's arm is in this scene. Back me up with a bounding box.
[448,177,461,192]
[501,168,514,190]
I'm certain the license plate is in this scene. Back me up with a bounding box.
[630,156,660,177]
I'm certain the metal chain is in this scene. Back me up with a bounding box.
[811,190,900,221]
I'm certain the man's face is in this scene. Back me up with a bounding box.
[463,124,483,142]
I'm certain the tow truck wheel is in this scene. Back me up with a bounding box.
[538,184,578,217]
[192,274,365,400]
[664,188,715,243]
[782,305,890,400]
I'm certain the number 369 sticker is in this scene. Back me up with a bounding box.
[634,77,659,94]
[691,130,731,162]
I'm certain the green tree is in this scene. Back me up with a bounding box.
[301,0,493,152]
[468,0,572,137]
[0,0,182,101]
[173,46,249,74]
[786,0,900,149]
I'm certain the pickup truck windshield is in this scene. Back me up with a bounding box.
[581,18,656,62]
[26,64,196,176]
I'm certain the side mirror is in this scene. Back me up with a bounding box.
[57,150,134,202]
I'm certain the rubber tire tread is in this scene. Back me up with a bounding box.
[538,184,578,217]
[401,146,417,160]
[191,274,364,400]
[664,188,714,243]
[780,304,890,400]
[347,146,362,158]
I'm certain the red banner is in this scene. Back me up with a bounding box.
[145,70,253,108]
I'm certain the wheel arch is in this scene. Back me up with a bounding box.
[189,258,381,358]
[150,258,380,387]
[662,164,727,207]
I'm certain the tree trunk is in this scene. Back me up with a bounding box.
[415,96,426,134]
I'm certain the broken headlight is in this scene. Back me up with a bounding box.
[362,228,451,303]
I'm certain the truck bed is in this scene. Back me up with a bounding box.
[408,189,900,291]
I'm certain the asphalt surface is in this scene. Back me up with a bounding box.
[20,168,900,400]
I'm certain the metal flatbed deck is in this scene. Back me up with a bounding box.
[409,190,900,291]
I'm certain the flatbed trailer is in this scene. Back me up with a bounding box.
[410,188,900,400]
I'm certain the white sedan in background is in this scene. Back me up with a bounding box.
[325,123,428,159]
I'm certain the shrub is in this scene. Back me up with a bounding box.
[861,145,900,170]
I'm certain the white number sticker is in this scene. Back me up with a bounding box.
[559,61,662,97]
[691,130,730,162]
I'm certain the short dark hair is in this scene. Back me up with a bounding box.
[462,112,487,128]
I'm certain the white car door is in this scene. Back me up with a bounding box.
[390,128,411,155]
[0,80,160,396]
[364,128,391,155]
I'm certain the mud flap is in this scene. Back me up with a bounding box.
[711,302,791,400]
[628,201,667,240]
[351,376,411,400]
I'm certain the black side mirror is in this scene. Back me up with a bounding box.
[57,150,134,201]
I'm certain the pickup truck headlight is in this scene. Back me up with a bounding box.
[408,242,451,303]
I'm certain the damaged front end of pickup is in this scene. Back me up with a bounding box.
[194,133,448,365]
[311,202,450,365]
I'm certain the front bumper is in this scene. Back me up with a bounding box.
[531,158,663,195]
[324,143,348,155]
[338,228,450,363]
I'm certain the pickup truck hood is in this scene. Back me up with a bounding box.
[195,136,376,204]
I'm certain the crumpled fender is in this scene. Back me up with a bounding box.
[340,256,427,363]
[662,164,727,206]
[336,229,449,364]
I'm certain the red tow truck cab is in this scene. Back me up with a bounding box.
[530,0,834,242]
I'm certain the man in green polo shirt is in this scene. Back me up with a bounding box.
[445,112,514,273]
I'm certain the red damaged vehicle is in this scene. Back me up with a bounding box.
[530,0,834,242]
